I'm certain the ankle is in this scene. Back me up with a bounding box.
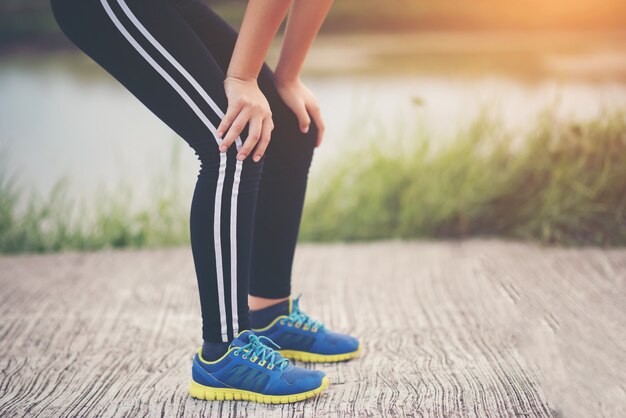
[202,340,230,361]
[249,297,291,329]
[248,295,290,311]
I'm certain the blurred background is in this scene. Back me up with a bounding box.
[1,0,625,252]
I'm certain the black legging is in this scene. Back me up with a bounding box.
[51,0,316,343]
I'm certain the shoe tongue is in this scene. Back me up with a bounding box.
[290,296,301,315]
[229,330,255,348]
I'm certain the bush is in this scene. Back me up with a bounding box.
[300,110,626,245]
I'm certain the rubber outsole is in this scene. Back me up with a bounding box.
[279,345,361,363]
[188,376,329,404]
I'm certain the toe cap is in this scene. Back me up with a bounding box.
[314,331,360,355]
[267,367,326,396]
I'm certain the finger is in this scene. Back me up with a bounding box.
[221,107,251,152]
[307,103,325,147]
[253,118,274,162]
[237,116,263,161]
[217,101,243,143]
[293,102,311,133]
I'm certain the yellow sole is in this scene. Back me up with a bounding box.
[188,376,329,404]
[279,345,362,363]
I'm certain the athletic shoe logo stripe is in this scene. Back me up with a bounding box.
[222,365,269,392]
[101,0,241,342]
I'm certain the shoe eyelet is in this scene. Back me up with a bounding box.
[312,327,318,333]
[250,356,258,363]
[302,325,310,331]
[242,354,249,359]
[233,351,240,357]
[267,364,274,370]
[295,322,302,329]
[280,319,286,325]
[259,360,267,366]
[287,321,294,327]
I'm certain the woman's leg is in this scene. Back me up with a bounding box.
[168,3,360,365]
[170,0,317,301]
[50,0,262,343]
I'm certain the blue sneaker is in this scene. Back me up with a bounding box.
[253,296,361,363]
[189,330,329,403]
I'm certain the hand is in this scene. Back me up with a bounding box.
[217,76,274,162]
[275,78,325,147]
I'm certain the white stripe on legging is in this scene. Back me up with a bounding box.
[100,0,220,146]
[229,160,243,336]
[213,152,229,341]
[100,0,233,341]
[115,0,243,149]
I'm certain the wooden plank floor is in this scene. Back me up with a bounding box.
[0,240,624,417]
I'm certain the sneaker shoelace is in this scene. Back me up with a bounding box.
[234,334,290,371]
[286,295,325,332]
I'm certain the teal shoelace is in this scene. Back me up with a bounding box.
[285,295,325,332]
[233,334,290,371]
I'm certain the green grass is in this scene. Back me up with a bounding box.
[0,145,190,253]
[1,110,625,254]
[300,109,626,245]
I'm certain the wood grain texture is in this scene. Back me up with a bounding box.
[0,240,624,417]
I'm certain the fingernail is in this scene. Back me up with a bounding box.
[219,145,227,152]
[253,155,261,162]
[217,130,223,138]
[302,126,309,133]
[237,154,246,161]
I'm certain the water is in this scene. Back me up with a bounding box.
[1,32,626,205]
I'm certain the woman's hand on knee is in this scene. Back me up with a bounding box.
[275,78,325,147]
[218,76,274,162]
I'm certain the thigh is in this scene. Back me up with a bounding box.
[51,0,236,163]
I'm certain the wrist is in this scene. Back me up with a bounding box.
[225,73,258,85]
[274,72,300,88]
